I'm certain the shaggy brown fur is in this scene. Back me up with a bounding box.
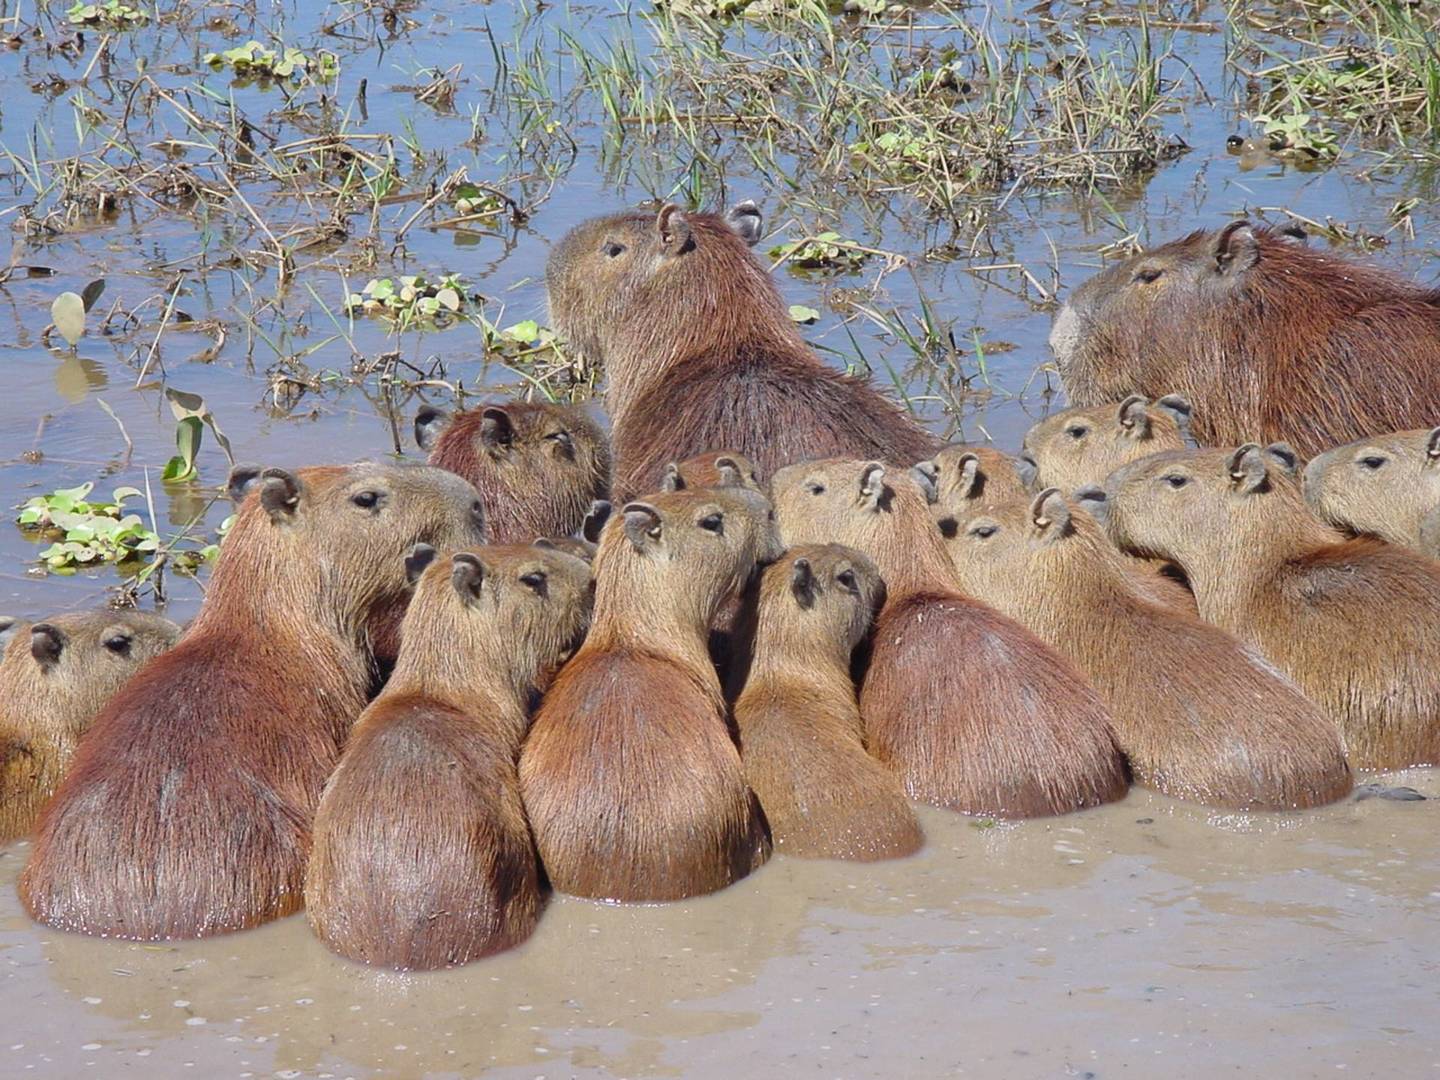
[1303,427,1440,558]
[943,489,1352,809]
[1020,395,1192,494]
[546,204,939,499]
[770,459,1127,819]
[0,610,179,842]
[519,486,781,901]
[1103,445,1440,768]
[305,545,593,970]
[20,462,487,939]
[733,545,921,860]
[1051,221,1440,457]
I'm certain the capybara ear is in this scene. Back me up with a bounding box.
[30,623,66,669]
[1213,220,1259,278]
[789,557,815,607]
[100,624,134,656]
[226,463,266,502]
[258,469,303,522]
[910,460,939,504]
[451,552,485,600]
[405,542,438,586]
[1116,394,1153,439]
[1074,485,1110,527]
[479,407,514,451]
[1426,426,1440,464]
[414,405,450,452]
[1227,443,1270,494]
[713,456,745,488]
[532,537,558,551]
[581,499,612,543]
[952,453,983,501]
[659,462,685,493]
[1030,487,1073,541]
[1015,451,1038,491]
[1154,394,1194,441]
[655,203,693,255]
[622,502,663,552]
[858,462,886,508]
[1263,442,1301,477]
[725,200,764,247]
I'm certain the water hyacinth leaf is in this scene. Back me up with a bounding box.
[80,278,106,313]
[436,287,460,312]
[163,416,204,482]
[165,387,233,464]
[789,304,820,324]
[51,291,86,346]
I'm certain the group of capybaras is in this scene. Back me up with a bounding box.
[2,203,1437,971]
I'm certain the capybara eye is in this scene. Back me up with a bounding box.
[1359,455,1387,471]
[699,513,724,534]
[1163,474,1189,489]
[970,525,998,539]
[1132,267,1163,285]
[836,569,858,593]
[548,430,573,446]
[602,241,626,258]
[1065,425,1088,440]
[351,489,383,510]
[807,482,826,496]
[520,570,548,594]
[103,634,131,655]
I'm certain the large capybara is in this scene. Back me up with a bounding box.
[0,610,180,843]
[1102,444,1440,768]
[1303,426,1440,558]
[20,462,487,940]
[1050,220,1440,458]
[415,399,610,542]
[1019,394,1192,494]
[545,202,940,499]
[769,459,1127,819]
[942,488,1352,809]
[732,545,922,860]
[305,544,593,970]
[519,486,781,901]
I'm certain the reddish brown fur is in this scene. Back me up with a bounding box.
[547,205,939,499]
[1105,446,1440,768]
[305,546,592,970]
[733,546,921,860]
[1303,427,1440,557]
[20,462,486,939]
[0,611,179,842]
[519,487,781,901]
[943,490,1352,809]
[1051,223,1440,457]
[770,459,1127,819]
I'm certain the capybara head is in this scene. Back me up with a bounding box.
[911,445,1031,515]
[659,450,763,493]
[1020,394,1192,494]
[757,544,882,660]
[414,399,610,544]
[221,461,487,645]
[532,499,612,563]
[1303,427,1440,555]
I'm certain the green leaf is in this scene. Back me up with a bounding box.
[111,485,141,502]
[788,304,821,324]
[80,278,106,313]
[503,319,540,342]
[52,291,86,346]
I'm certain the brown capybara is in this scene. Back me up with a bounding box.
[416,399,610,543]
[1050,220,1440,458]
[733,545,921,860]
[659,450,763,493]
[943,488,1352,809]
[545,202,940,499]
[20,461,487,940]
[1303,426,1440,558]
[305,544,593,970]
[0,610,180,843]
[519,486,781,902]
[532,499,612,562]
[1102,444,1440,768]
[769,459,1127,819]
[1019,394,1193,494]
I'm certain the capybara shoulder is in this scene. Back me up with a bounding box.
[1303,426,1440,557]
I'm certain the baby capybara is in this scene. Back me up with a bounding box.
[416,399,610,542]
[1019,394,1192,494]
[659,450,763,493]
[21,462,487,940]
[0,610,180,843]
[943,489,1352,809]
[770,459,1127,819]
[733,545,921,860]
[1303,426,1440,558]
[1051,220,1440,457]
[546,202,939,498]
[305,544,593,970]
[1102,444,1440,768]
[519,486,781,902]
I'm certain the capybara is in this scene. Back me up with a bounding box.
[305,544,593,969]
[533,499,612,562]
[21,461,487,940]
[1102,444,1440,768]
[519,486,781,901]
[769,459,1127,818]
[1050,220,1440,457]
[545,202,940,498]
[1303,426,1440,558]
[1019,394,1192,494]
[0,610,180,843]
[415,399,610,542]
[942,488,1352,809]
[733,545,921,860]
[659,450,763,493]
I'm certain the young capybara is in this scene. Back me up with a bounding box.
[21,461,488,940]
[546,202,940,499]
[659,450,763,493]
[769,459,1127,819]
[304,544,593,970]
[733,545,922,860]
[1018,394,1192,494]
[519,486,781,901]
[1302,426,1440,558]
[942,489,1352,809]
[415,399,610,543]
[0,610,180,843]
[1050,220,1440,457]
[1101,444,1440,768]
[533,499,612,562]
